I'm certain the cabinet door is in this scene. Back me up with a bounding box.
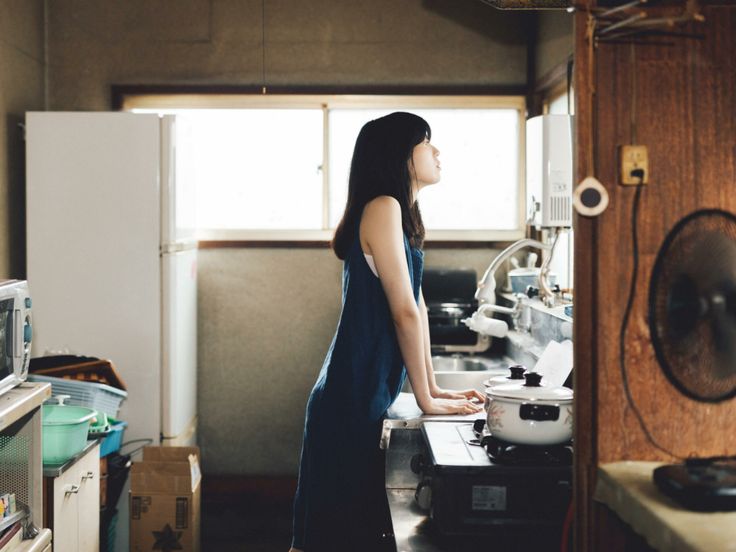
[51,444,100,552]
[52,463,80,552]
[76,444,100,552]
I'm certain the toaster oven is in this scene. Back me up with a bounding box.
[0,280,33,396]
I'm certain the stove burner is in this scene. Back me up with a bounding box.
[484,436,573,466]
[472,419,573,466]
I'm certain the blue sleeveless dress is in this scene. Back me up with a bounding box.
[291,228,424,551]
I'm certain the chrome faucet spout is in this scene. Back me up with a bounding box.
[475,238,553,306]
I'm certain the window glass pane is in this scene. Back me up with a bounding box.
[329,108,519,230]
[328,109,393,228]
[177,109,323,229]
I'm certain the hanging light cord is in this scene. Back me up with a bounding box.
[261,0,267,94]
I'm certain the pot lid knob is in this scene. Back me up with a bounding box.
[508,365,526,379]
[523,372,543,387]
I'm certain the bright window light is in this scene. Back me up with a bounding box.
[184,109,323,229]
[330,108,520,230]
[131,97,524,239]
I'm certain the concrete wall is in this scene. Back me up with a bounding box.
[198,246,504,475]
[0,0,45,278]
[46,0,531,110]
[41,0,533,476]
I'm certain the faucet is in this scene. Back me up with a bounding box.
[463,231,562,337]
[475,237,555,307]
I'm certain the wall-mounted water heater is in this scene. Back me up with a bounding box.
[526,114,573,229]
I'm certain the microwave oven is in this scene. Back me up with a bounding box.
[0,280,32,396]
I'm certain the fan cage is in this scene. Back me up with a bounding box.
[648,209,736,403]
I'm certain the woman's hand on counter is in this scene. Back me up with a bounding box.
[419,397,484,416]
[431,387,485,403]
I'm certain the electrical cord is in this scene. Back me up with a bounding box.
[619,184,683,460]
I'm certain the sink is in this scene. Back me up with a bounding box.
[402,355,513,394]
[430,355,507,372]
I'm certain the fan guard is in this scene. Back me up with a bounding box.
[648,209,736,402]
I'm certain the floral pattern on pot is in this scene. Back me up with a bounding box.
[488,403,505,429]
[564,407,573,428]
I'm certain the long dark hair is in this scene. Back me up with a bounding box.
[331,111,430,260]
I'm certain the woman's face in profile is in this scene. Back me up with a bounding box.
[410,137,441,190]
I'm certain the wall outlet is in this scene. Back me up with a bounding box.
[619,145,649,185]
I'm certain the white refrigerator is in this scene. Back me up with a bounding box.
[25,112,197,448]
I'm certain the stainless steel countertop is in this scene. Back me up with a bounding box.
[385,392,485,423]
[382,393,484,449]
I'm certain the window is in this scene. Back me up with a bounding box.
[127,95,526,241]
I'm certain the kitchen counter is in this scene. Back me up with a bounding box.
[595,461,736,551]
[0,382,51,432]
[43,439,100,478]
[384,392,483,427]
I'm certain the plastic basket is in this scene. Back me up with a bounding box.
[98,420,127,458]
[28,374,127,418]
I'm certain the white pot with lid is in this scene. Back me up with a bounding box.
[486,372,573,445]
[482,365,527,411]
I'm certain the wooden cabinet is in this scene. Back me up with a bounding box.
[44,443,100,552]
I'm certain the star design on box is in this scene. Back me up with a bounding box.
[152,524,183,551]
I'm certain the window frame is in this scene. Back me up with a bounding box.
[122,93,527,242]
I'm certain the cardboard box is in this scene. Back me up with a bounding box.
[130,446,201,552]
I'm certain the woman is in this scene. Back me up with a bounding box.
[290,112,484,552]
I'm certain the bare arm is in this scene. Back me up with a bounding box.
[418,291,440,397]
[419,291,485,403]
[361,196,482,415]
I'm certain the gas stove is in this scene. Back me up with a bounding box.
[416,421,572,548]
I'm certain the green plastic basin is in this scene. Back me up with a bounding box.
[42,404,97,464]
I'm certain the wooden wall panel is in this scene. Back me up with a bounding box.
[574,4,736,550]
[572,7,597,552]
[592,5,736,462]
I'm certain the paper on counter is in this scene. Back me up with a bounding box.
[532,339,573,388]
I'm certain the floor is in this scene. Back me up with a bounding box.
[201,493,294,552]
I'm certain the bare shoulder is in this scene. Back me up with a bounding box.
[363,195,401,224]
[361,196,402,254]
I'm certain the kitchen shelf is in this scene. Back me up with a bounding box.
[596,461,736,552]
[0,500,28,534]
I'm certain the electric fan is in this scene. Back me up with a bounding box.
[648,209,736,510]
